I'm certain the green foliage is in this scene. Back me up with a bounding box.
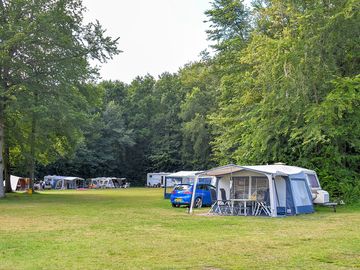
[0,0,119,192]
[209,0,360,202]
[294,76,360,201]
[5,0,359,202]
[179,60,219,169]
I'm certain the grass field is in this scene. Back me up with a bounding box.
[0,188,359,270]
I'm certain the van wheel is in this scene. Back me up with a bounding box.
[172,203,177,207]
[194,197,202,208]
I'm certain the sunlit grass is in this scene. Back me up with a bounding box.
[0,189,359,270]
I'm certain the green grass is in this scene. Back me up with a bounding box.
[0,189,359,270]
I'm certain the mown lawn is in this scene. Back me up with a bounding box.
[0,188,359,270]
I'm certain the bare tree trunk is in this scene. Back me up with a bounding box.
[28,91,38,191]
[4,143,11,192]
[29,119,36,191]
[0,115,5,198]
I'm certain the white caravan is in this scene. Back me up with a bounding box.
[147,172,171,187]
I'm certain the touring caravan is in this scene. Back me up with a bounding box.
[147,172,171,187]
[44,175,85,189]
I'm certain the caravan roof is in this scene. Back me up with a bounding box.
[44,175,84,181]
[166,171,204,178]
[200,164,315,177]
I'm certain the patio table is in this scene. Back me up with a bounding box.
[229,199,256,216]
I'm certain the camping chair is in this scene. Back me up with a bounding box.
[254,189,271,216]
[210,188,231,215]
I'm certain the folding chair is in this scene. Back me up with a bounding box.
[254,201,271,216]
[210,188,232,215]
[254,189,271,216]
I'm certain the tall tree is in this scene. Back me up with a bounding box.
[0,0,119,196]
[149,72,184,171]
[179,60,219,169]
[210,0,360,200]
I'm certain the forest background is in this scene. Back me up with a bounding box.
[1,0,359,202]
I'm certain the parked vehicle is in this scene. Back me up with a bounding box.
[147,172,171,187]
[170,184,217,208]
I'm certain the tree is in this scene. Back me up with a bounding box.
[0,0,119,197]
[210,0,360,201]
[148,72,184,171]
[179,60,219,169]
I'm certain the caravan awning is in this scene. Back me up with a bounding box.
[198,164,243,176]
[200,164,316,177]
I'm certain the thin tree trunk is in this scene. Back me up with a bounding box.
[0,115,5,198]
[28,91,38,191]
[4,143,11,192]
[29,120,36,190]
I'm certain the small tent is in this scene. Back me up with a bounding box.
[3,175,30,191]
[190,164,318,217]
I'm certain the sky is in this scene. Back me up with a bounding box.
[82,0,213,83]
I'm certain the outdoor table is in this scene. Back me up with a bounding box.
[229,199,256,216]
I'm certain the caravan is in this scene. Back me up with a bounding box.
[147,172,171,187]
[44,175,85,189]
[190,164,330,217]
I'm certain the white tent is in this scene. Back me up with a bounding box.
[189,164,322,217]
[10,175,20,191]
[3,175,29,191]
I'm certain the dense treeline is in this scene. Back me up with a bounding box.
[2,0,359,202]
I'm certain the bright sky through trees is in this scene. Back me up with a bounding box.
[83,0,212,83]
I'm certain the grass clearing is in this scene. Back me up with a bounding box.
[0,188,359,270]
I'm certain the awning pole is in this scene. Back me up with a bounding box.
[188,175,199,214]
[267,174,277,217]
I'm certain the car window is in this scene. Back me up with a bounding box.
[174,185,191,191]
[196,184,204,190]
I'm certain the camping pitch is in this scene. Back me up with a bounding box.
[89,177,127,188]
[5,175,30,191]
[44,175,85,189]
[189,164,330,217]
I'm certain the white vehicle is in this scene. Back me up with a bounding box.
[89,177,127,189]
[147,172,171,187]
[305,173,330,204]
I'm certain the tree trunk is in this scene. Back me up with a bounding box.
[4,143,11,192]
[0,115,5,198]
[28,91,38,191]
